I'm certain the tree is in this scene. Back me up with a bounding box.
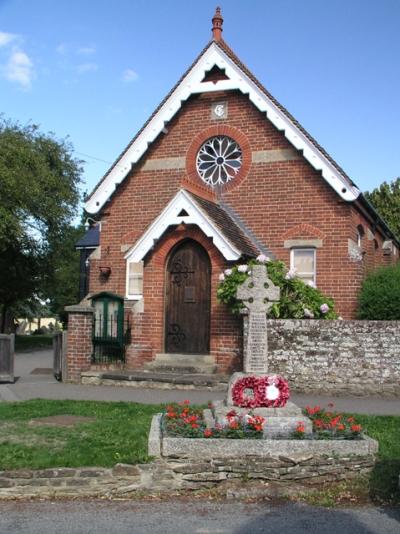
[43,223,85,325]
[365,178,400,240]
[0,117,82,331]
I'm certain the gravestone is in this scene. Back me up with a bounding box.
[213,264,312,437]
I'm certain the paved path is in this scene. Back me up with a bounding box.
[0,500,399,534]
[1,349,399,414]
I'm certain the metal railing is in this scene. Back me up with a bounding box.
[92,315,131,364]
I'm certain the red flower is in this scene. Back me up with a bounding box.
[229,421,239,430]
[183,399,190,405]
[226,409,238,419]
[203,429,213,438]
[191,423,199,429]
[166,412,177,418]
[351,424,362,433]
[347,417,355,423]
[306,405,321,415]
[296,421,305,433]
[330,416,341,428]
[337,424,345,431]
[314,419,324,429]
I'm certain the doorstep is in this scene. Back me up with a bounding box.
[80,370,229,391]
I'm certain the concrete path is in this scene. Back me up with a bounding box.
[0,349,399,415]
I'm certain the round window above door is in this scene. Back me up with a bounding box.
[196,136,242,186]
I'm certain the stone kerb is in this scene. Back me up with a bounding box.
[160,433,378,459]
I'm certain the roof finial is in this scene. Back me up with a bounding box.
[212,6,223,41]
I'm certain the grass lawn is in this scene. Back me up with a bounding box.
[0,400,398,504]
[0,399,163,469]
[15,335,54,352]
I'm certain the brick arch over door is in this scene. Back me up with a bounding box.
[164,238,211,354]
[134,225,242,372]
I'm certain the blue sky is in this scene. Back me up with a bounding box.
[1,0,399,200]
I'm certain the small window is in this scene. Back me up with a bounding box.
[356,225,365,248]
[127,261,143,299]
[290,248,316,286]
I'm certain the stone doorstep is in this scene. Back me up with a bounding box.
[81,370,229,390]
[144,353,217,375]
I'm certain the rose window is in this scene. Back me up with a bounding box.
[196,136,242,186]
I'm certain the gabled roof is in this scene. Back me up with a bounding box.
[124,189,260,262]
[85,36,361,215]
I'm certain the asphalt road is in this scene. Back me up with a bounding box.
[0,500,399,534]
[1,349,399,415]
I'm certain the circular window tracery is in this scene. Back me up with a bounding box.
[196,136,242,186]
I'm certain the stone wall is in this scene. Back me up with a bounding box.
[258,319,400,396]
[0,455,376,499]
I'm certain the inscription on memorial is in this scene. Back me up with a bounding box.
[236,265,280,373]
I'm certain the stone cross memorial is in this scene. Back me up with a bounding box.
[236,265,280,374]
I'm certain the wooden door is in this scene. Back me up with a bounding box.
[165,240,211,354]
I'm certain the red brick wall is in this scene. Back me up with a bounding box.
[66,310,93,382]
[86,89,397,370]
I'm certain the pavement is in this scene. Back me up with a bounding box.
[0,349,399,414]
[0,500,399,534]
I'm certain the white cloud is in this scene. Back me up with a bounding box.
[56,43,68,55]
[77,62,98,74]
[3,49,34,89]
[122,68,138,82]
[0,31,18,47]
[77,46,96,56]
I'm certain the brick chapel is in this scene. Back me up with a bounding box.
[72,8,399,379]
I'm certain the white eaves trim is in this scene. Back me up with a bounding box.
[85,42,360,214]
[124,189,241,262]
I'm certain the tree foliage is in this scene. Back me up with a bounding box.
[0,117,83,330]
[357,263,400,320]
[365,178,400,240]
[43,223,85,325]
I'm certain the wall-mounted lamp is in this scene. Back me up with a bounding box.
[84,217,100,231]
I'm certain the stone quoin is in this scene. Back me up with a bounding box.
[69,7,399,381]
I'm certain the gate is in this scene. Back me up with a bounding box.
[0,333,15,383]
[92,315,131,364]
[53,331,68,381]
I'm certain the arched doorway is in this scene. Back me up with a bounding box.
[165,239,211,354]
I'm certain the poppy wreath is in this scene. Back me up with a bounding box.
[231,375,290,408]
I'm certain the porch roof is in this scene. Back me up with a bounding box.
[124,189,262,263]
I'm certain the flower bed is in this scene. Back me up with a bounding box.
[163,401,265,439]
[162,401,364,441]
[294,404,364,440]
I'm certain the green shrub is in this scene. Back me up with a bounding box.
[358,263,400,320]
[217,257,337,319]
